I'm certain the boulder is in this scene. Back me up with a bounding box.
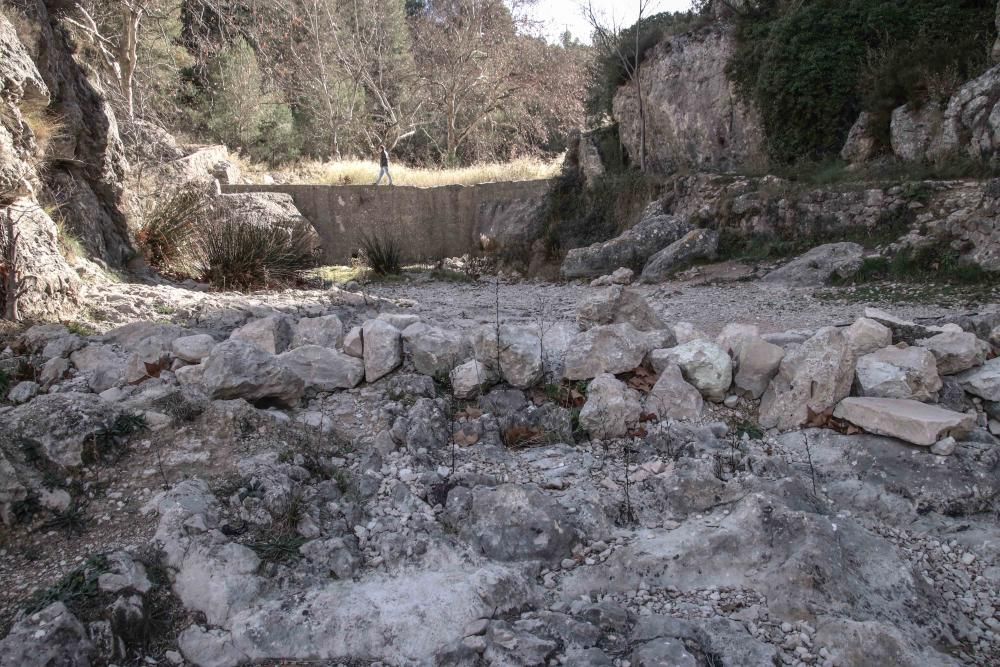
[563,324,648,381]
[200,340,305,406]
[650,340,732,403]
[579,373,643,439]
[0,450,26,525]
[733,336,785,400]
[39,357,70,386]
[4,393,117,467]
[763,243,864,286]
[640,228,719,282]
[402,323,471,377]
[230,315,294,355]
[833,397,975,447]
[854,346,942,402]
[915,331,990,375]
[841,112,879,164]
[70,344,126,393]
[378,312,421,330]
[715,323,760,357]
[644,363,704,422]
[0,602,94,667]
[576,286,667,332]
[473,325,543,389]
[362,319,403,383]
[277,345,364,391]
[843,317,893,357]
[890,102,943,162]
[292,314,345,350]
[343,326,363,358]
[955,357,1000,401]
[450,360,499,400]
[862,308,944,345]
[671,322,710,345]
[759,327,855,431]
[171,334,217,363]
[8,381,40,404]
[561,210,693,280]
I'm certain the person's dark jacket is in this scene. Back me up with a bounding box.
[380,149,390,168]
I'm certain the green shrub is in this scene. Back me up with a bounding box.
[191,214,318,290]
[728,0,996,164]
[135,185,210,271]
[359,231,402,276]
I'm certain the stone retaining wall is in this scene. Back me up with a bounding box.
[222,180,552,264]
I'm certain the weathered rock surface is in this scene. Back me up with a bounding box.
[650,340,732,403]
[576,286,667,332]
[3,393,117,467]
[291,314,344,350]
[563,324,648,380]
[473,325,543,388]
[833,397,975,446]
[763,243,865,286]
[854,346,942,401]
[70,344,126,393]
[640,228,719,283]
[362,319,403,383]
[200,340,304,406]
[450,360,498,399]
[955,357,1000,401]
[644,363,704,422]
[916,331,990,375]
[402,323,470,377]
[172,334,217,364]
[843,317,893,357]
[733,336,785,399]
[760,327,855,430]
[230,315,294,355]
[0,602,93,667]
[277,345,364,391]
[579,373,642,439]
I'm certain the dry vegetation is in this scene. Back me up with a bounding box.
[238,156,562,188]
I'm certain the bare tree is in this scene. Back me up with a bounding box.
[583,0,658,172]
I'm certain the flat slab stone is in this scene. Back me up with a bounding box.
[833,397,975,447]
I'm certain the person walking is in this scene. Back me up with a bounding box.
[375,144,393,186]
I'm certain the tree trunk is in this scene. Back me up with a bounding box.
[119,6,142,117]
[636,70,646,173]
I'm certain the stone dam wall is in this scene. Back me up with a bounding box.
[222,180,553,264]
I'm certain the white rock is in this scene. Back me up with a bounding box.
[716,323,760,357]
[916,331,990,375]
[229,315,294,354]
[576,286,666,332]
[402,323,470,377]
[579,374,642,439]
[70,344,126,393]
[930,436,957,456]
[855,346,942,401]
[651,340,732,403]
[200,340,304,406]
[734,336,785,400]
[843,318,892,357]
[610,267,634,284]
[292,314,345,350]
[277,345,364,391]
[171,334,217,363]
[343,326,363,358]
[833,397,975,447]
[955,357,1000,401]
[473,325,543,388]
[450,360,499,399]
[563,323,647,381]
[377,312,420,330]
[39,357,70,385]
[644,363,704,421]
[7,381,39,405]
[671,322,709,345]
[362,319,402,383]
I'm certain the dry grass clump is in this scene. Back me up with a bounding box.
[239,156,561,188]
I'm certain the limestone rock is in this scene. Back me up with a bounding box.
[0,450,26,526]
[955,357,1000,401]
[343,326,363,358]
[734,336,785,400]
[362,319,403,383]
[650,340,732,403]
[715,323,760,357]
[0,602,93,667]
[841,112,879,164]
[277,345,364,391]
[8,381,39,404]
[671,322,709,345]
[230,315,294,355]
[644,363,704,422]
[200,340,304,406]
[172,334,217,364]
[833,397,975,446]
[402,323,471,377]
[763,243,864,286]
[843,317,893,357]
[292,314,344,350]
[890,103,943,161]
[377,312,421,330]
[561,209,693,280]
[576,286,667,332]
[473,325,543,389]
[563,324,648,381]
[759,327,855,431]
[579,373,643,439]
[70,344,126,393]
[640,228,719,283]
[915,331,990,375]
[855,346,942,401]
[4,393,117,467]
[450,360,499,399]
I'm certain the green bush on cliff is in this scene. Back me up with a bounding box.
[727,0,996,164]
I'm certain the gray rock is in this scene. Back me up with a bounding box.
[98,551,152,594]
[41,334,84,360]
[916,331,990,375]
[855,346,942,401]
[763,242,865,286]
[200,340,304,406]
[291,314,344,350]
[0,450,26,525]
[650,340,732,403]
[277,345,364,391]
[734,336,784,399]
[473,325,543,389]
[843,317,893,357]
[631,639,697,667]
[229,315,294,355]
[300,537,359,579]
[0,602,93,667]
[39,357,70,385]
[579,373,642,439]
[343,326,363,358]
[891,102,943,161]
[833,397,976,446]
[377,312,421,330]
[640,228,719,282]
[715,323,760,357]
[8,380,39,404]
[450,360,499,399]
[362,319,403,383]
[955,357,1000,401]
[759,327,855,431]
[402,323,471,377]
[70,344,126,393]
[671,321,710,345]
[576,286,667,332]
[171,334,217,363]
[562,210,693,280]
[841,111,879,163]
[563,324,648,380]
[644,363,704,421]
[4,393,117,467]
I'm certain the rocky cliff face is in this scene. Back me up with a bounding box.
[612,24,765,174]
